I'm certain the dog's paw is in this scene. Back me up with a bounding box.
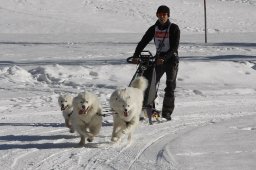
[78,137,85,146]
[87,138,93,142]
[122,129,128,134]
[78,141,85,147]
[111,137,119,142]
[66,124,72,128]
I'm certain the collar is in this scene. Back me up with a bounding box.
[155,20,170,30]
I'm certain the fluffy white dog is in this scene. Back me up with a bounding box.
[58,94,75,133]
[109,76,148,143]
[72,91,102,146]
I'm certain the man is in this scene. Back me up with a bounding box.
[132,5,180,121]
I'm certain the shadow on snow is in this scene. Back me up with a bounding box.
[0,134,77,142]
[0,122,65,128]
[0,59,127,66]
[0,122,112,128]
[181,42,256,48]
[181,55,256,62]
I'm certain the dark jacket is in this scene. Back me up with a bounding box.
[134,20,180,62]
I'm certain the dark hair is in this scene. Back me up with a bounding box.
[156,5,170,16]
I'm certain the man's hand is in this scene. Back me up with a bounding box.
[132,57,140,64]
[156,58,165,65]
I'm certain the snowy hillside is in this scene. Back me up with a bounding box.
[0,0,256,33]
[0,0,256,170]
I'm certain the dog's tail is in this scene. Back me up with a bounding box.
[130,76,148,92]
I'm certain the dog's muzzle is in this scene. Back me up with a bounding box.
[124,109,128,117]
[79,106,89,115]
[61,104,68,111]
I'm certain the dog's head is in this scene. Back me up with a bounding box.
[58,95,73,111]
[73,91,94,115]
[110,88,134,118]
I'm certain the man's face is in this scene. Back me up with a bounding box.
[157,12,169,25]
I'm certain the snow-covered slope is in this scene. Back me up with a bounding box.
[0,0,256,33]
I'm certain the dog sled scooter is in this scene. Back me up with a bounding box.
[127,51,161,125]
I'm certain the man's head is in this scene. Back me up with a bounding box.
[156,5,170,25]
[157,5,170,16]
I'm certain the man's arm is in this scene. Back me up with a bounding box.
[134,25,155,57]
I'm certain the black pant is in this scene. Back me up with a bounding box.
[143,60,178,115]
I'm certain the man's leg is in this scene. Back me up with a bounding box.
[143,66,160,107]
[140,67,155,120]
[141,65,164,121]
[162,63,178,120]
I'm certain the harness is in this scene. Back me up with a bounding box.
[154,24,171,55]
[96,112,108,117]
[68,111,73,117]
[125,121,130,127]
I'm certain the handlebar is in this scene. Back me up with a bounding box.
[127,51,155,64]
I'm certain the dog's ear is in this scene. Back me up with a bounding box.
[58,95,63,102]
[72,97,78,107]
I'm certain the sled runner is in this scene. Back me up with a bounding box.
[127,51,161,125]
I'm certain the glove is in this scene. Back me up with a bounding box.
[172,52,179,63]
[156,58,165,65]
[166,52,179,64]
[131,54,140,64]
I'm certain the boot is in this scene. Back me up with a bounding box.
[162,97,174,121]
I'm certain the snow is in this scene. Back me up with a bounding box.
[0,0,256,169]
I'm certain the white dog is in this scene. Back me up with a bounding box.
[72,91,103,146]
[58,94,75,133]
[109,76,148,143]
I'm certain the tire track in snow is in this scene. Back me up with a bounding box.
[0,153,16,169]
[11,149,38,169]
[105,119,204,169]
[32,149,73,170]
[81,121,183,169]
[77,129,131,169]
[127,132,171,170]
[82,143,122,170]
[94,124,175,169]
[126,123,186,170]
